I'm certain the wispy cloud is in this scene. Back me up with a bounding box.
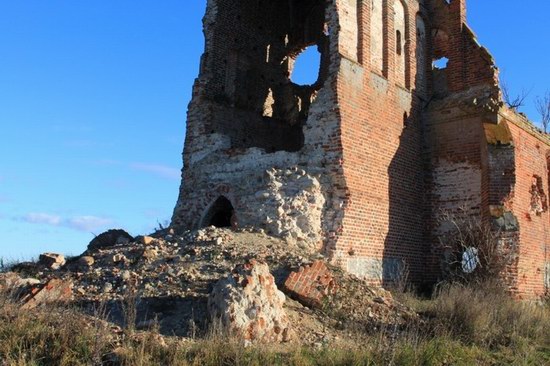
[66,139,115,149]
[0,195,10,203]
[22,213,62,226]
[91,160,180,180]
[65,216,114,232]
[130,163,180,180]
[17,212,114,232]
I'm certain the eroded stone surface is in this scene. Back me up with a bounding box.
[208,260,290,343]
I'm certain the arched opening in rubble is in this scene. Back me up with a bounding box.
[202,196,235,228]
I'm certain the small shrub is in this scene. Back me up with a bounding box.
[437,211,517,286]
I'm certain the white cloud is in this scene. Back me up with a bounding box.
[17,213,114,232]
[130,163,180,180]
[90,160,180,180]
[65,216,114,232]
[22,212,62,226]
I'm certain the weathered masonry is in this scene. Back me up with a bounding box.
[173,0,550,299]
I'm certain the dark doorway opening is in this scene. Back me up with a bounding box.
[202,196,234,228]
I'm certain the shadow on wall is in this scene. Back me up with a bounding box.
[381,12,431,288]
[382,101,426,289]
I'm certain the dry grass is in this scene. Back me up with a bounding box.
[426,282,550,348]
[0,282,549,365]
[0,295,112,365]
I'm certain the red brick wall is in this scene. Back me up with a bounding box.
[504,118,550,298]
[424,108,487,283]
[430,0,499,94]
[330,0,427,285]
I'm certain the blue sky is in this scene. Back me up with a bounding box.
[0,1,549,260]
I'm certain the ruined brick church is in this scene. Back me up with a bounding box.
[172,0,550,299]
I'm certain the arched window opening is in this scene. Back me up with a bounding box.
[396,30,402,55]
[202,196,235,228]
[415,15,427,94]
[393,0,407,86]
[370,0,384,74]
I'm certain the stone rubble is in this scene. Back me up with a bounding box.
[2,226,418,345]
[208,260,291,343]
[87,229,134,252]
[19,278,73,310]
[38,253,66,270]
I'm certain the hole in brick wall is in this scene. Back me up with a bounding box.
[202,196,235,228]
[207,0,327,154]
[433,57,449,69]
[290,46,321,86]
[530,175,548,216]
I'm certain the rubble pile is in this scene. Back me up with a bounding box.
[1,226,418,345]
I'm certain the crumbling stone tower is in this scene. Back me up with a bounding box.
[173,0,550,298]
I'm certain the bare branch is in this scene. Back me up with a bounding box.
[501,81,530,110]
[535,91,550,133]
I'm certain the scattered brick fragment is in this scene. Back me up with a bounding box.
[283,260,337,308]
